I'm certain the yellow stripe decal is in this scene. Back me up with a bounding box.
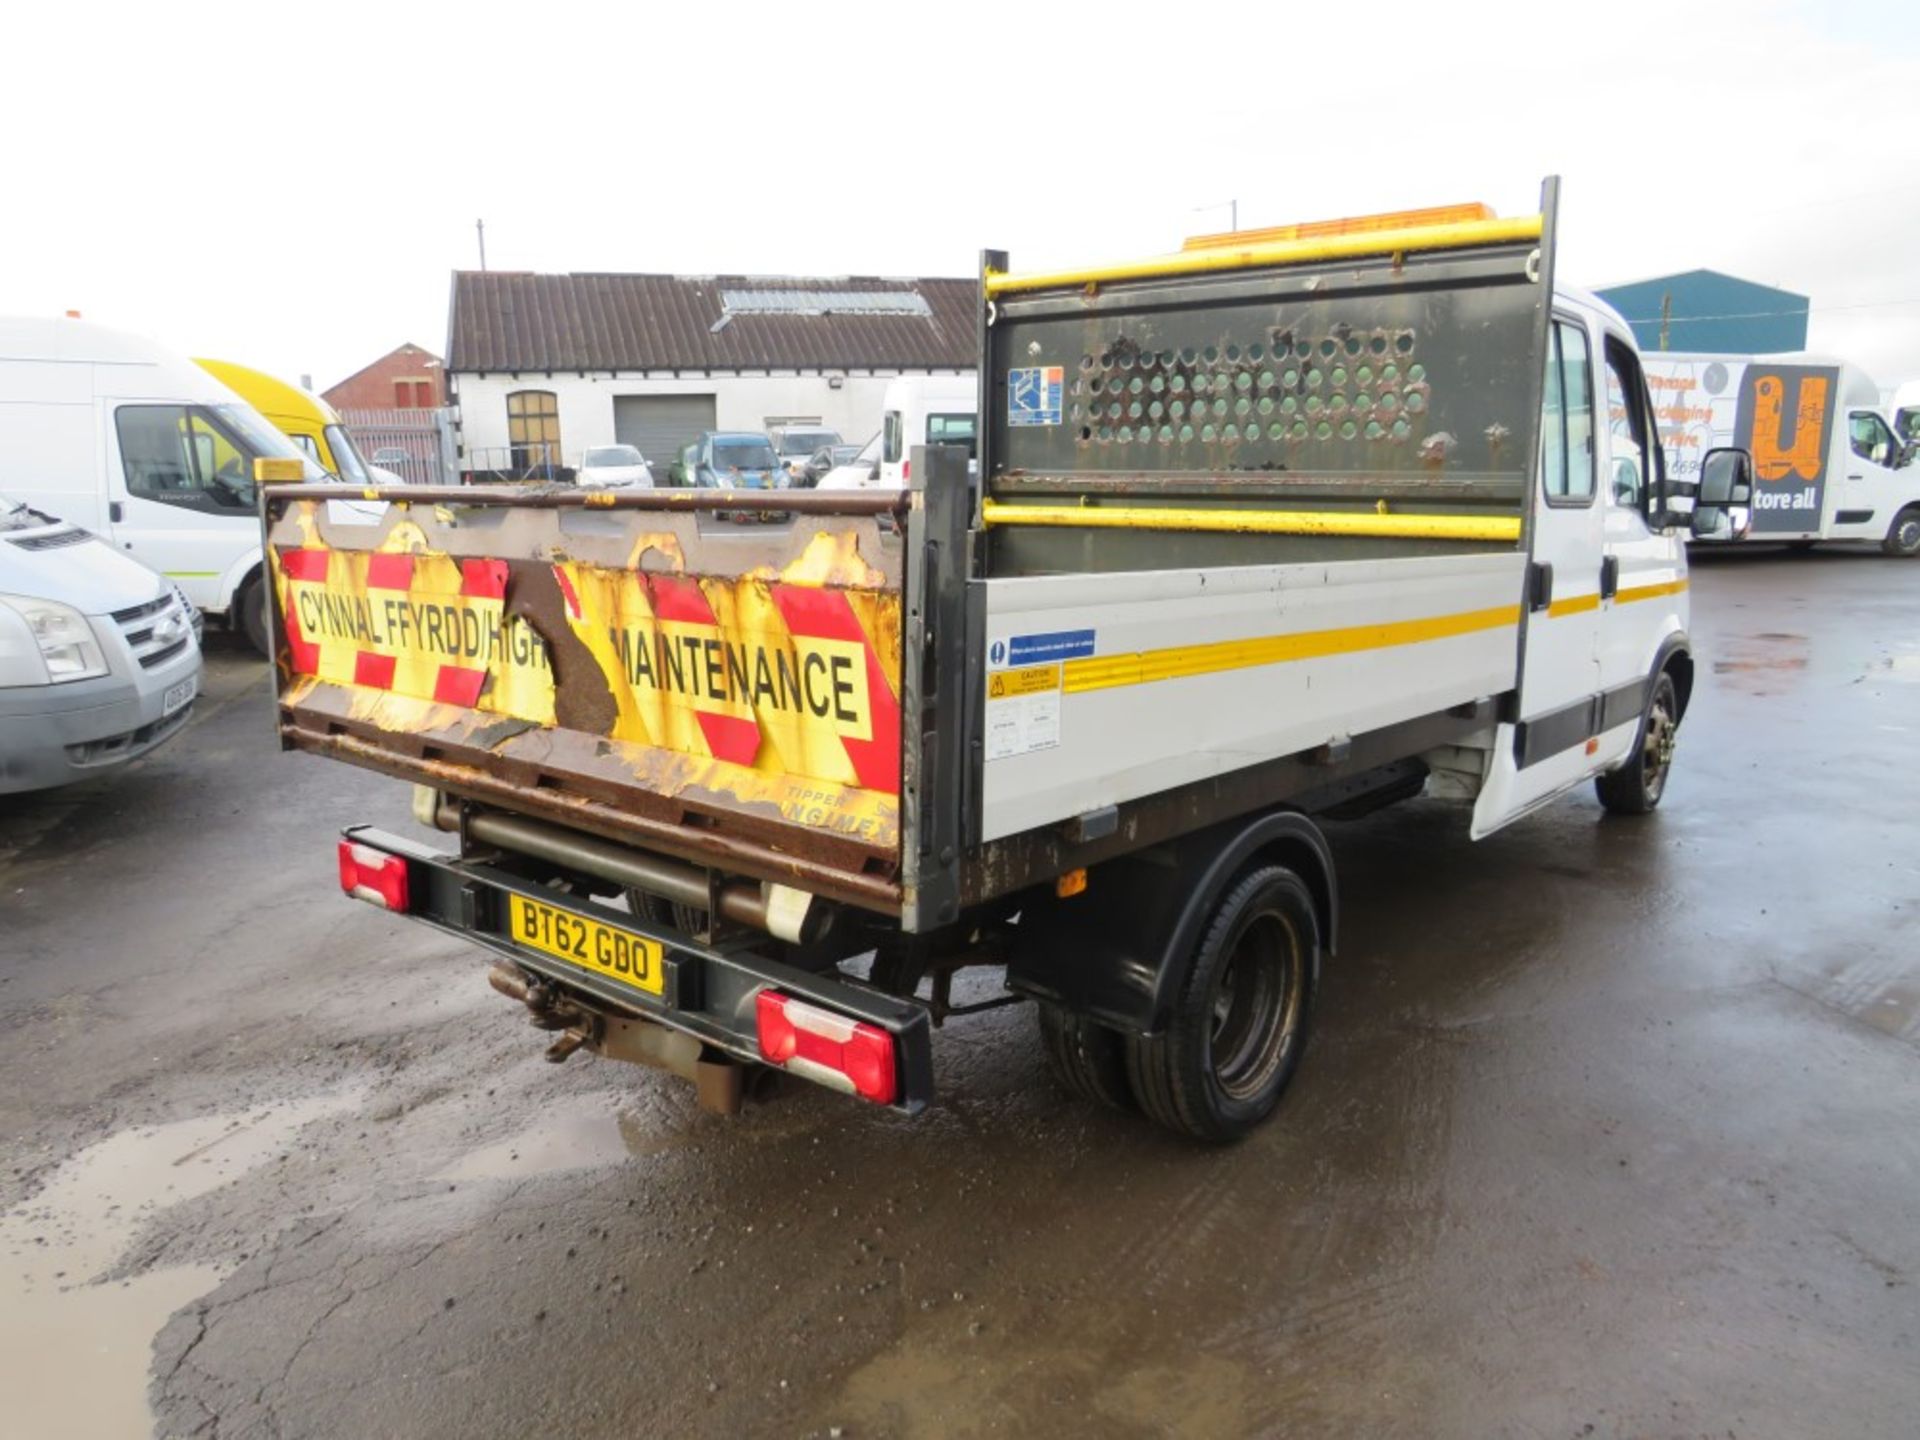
[985,215,1544,297]
[981,500,1521,544]
[1547,592,1600,617]
[1060,604,1521,696]
[1616,578,1689,605]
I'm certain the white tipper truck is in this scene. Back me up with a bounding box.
[262,179,1697,1141]
[1643,351,1920,556]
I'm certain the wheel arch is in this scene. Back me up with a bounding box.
[1654,630,1693,721]
[1006,808,1337,1038]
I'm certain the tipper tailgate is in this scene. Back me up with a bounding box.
[264,488,908,910]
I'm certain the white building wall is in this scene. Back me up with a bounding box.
[451,370,970,466]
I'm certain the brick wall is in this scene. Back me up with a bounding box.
[323,343,447,412]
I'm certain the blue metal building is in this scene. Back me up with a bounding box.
[1594,269,1809,355]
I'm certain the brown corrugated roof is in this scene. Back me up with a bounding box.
[446,272,977,374]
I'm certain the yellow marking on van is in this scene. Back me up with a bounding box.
[1062,604,1521,695]
[1616,578,1689,605]
[980,501,1520,544]
[1547,592,1600,617]
[984,214,1544,297]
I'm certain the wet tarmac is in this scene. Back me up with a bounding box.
[1,549,1916,1439]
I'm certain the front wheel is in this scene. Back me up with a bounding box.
[1124,865,1318,1142]
[1883,507,1920,558]
[1596,670,1678,815]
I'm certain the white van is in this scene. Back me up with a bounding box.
[0,318,327,651]
[879,375,977,487]
[1642,351,1920,555]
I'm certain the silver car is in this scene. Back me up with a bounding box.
[0,495,202,793]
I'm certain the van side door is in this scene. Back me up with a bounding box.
[1593,333,1687,765]
[1472,311,1606,837]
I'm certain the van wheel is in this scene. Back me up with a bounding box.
[1883,507,1920,557]
[237,574,271,656]
[1037,1005,1133,1111]
[1596,671,1678,815]
[1124,865,1317,1143]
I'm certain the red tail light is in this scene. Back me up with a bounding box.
[755,991,897,1105]
[901,458,910,482]
[338,840,411,912]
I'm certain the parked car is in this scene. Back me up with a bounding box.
[768,425,843,483]
[0,494,201,794]
[576,444,654,488]
[803,442,864,486]
[816,432,882,490]
[668,432,788,491]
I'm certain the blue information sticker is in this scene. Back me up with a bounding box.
[1007,366,1064,427]
[1005,629,1095,665]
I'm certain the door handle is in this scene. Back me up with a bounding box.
[109,501,124,523]
[1600,555,1619,600]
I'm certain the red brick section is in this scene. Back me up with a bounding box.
[322,343,446,412]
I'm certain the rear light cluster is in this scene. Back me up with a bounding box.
[338,840,411,912]
[755,991,896,1105]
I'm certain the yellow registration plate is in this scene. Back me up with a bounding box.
[506,894,665,997]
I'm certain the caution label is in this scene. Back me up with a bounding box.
[984,662,1061,761]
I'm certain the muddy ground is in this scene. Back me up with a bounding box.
[1,549,1916,1439]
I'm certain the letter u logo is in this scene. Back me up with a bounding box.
[1751,373,1828,482]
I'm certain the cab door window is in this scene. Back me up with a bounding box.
[1848,411,1897,468]
[1602,344,1653,512]
[882,410,905,465]
[116,405,258,512]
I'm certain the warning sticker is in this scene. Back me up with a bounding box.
[1007,366,1064,427]
[985,662,1062,761]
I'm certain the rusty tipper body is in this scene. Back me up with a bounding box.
[271,179,1696,1140]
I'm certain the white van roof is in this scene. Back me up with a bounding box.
[0,317,243,405]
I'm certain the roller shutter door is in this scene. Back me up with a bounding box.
[613,394,717,475]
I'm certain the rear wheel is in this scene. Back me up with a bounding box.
[1124,865,1317,1142]
[1883,507,1920,557]
[237,573,271,657]
[1037,1005,1133,1111]
[1596,670,1678,815]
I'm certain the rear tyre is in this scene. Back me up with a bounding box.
[1596,670,1678,815]
[1123,865,1318,1143]
[1037,1005,1134,1111]
[1883,507,1920,557]
[237,573,271,657]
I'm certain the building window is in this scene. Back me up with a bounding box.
[506,390,561,476]
[393,378,436,409]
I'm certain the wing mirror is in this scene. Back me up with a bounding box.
[1691,447,1754,540]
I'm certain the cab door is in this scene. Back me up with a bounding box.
[1592,333,1687,769]
[106,402,259,611]
[1473,311,1605,837]
[1830,410,1906,540]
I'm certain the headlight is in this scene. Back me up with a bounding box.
[0,594,110,683]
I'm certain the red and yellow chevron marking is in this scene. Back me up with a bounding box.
[275,546,556,724]
[552,558,901,797]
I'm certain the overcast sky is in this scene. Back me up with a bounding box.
[4,0,1915,396]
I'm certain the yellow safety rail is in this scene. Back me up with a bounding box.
[983,215,1543,298]
[979,500,1521,544]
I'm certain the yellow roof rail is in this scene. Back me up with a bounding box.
[984,212,1542,299]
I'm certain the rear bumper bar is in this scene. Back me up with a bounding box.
[343,826,935,1113]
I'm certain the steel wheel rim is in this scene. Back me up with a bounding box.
[1900,518,1920,553]
[1643,693,1676,803]
[1206,907,1304,1101]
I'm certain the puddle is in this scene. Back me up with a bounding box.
[1868,652,1920,684]
[0,1090,363,1439]
[435,1097,657,1183]
[1711,632,1810,695]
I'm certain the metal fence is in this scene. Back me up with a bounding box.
[338,408,457,486]
[461,443,563,485]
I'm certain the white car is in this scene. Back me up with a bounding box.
[577,444,654,488]
[816,432,882,490]
[0,494,202,793]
